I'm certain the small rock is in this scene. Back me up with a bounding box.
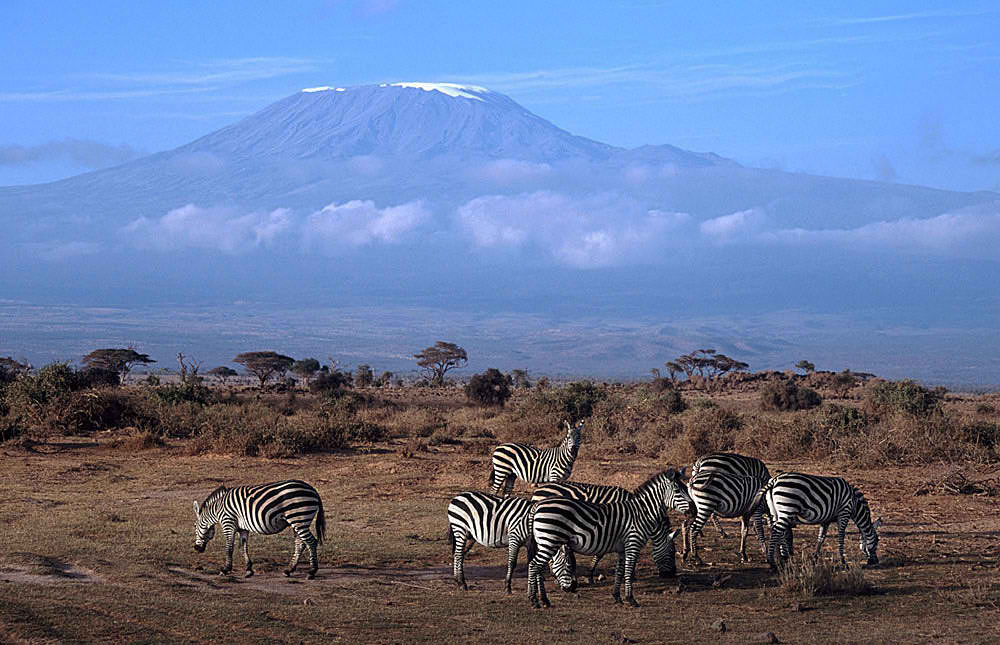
[303,598,314,606]
[597,573,606,582]
[753,633,779,644]
[794,601,807,612]
[711,619,726,633]
[610,632,637,644]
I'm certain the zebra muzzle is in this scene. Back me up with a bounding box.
[194,543,206,553]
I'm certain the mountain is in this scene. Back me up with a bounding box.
[1,82,999,383]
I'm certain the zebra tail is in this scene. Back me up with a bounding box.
[447,526,456,555]
[488,466,495,488]
[750,478,775,516]
[315,498,326,545]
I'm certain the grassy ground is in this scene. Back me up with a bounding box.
[3,427,1000,644]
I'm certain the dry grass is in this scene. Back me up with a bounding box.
[778,553,874,598]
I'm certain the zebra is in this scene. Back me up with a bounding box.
[193,480,325,579]
[446,491,575,594]
[683,471,767,565]
[489,420,583,495]
[687,452,771,539]
[531,480,691,583]
[761,472,882,571]
[526,469,686,608]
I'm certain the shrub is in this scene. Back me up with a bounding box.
[151,382,212,406]
[863,379,943,418]
[682,406,743,457]
[556,381,605,423]
[464,368,513,407]
[310,369,352,394]
[760,379,823,412]
[779,553,874,597]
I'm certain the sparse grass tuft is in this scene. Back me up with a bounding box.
[779,553,874,598]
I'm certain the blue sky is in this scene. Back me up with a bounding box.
[1,0,998,190]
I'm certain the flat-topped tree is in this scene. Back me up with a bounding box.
[82,348,155,385]
[414,341,467,386]
[234,351,295,389]
[292,358,321,385]
[207,366,238,385]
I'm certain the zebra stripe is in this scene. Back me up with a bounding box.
[526,469,685,608]
[687,452,771,539]
[762,472,881,570]
[532,480,690,582]
[489,421,583,495]
[446,491,574,593]
[684,471,767,564]
[193,480,325,579]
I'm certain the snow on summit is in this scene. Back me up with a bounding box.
[390,82,489,101]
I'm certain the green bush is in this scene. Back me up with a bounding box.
[151,382,212,406]
[863,379,943,417]
[464,368,513,407]
[760,379,823,412]
[556,381,605,423]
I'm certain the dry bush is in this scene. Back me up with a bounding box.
[735,412,824,461]
[779,553,874,597]
[366,405,447,438]
[587,387,686,458]
[114,429,165,451]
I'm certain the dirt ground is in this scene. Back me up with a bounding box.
[2,435,999,644]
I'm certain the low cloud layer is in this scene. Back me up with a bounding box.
[457,191,691,268]
[0,139,142,169]
[114,193,1000,265]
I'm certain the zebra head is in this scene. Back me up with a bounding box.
[852,492,880,565]
[193,487,224,552]
[550,547,578,592]
[635,469,693,518]
[563,420,583,450]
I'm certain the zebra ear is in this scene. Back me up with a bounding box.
[564,420,571,431]
[193,500,201,516]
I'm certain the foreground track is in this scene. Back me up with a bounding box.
[1,437,999,643]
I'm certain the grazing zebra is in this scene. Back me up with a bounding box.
[446,491,575,594]
[531,480,691,583]
[526,469,686,608]
[688,452,771,539]
[193,480,325,579]
[762,472,882,571]
[683,471,767,565]
[489,421,583,495]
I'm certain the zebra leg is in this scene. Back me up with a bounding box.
[503,474,515,496]
[739,517,750,563]
[304,531,320,579]
[688,511,710,566]
[505,535,520,594]
[284,536,305,576]
[768,524,787,571]
[754,509,767,555]
[624,547,640,608]
[239,530,254,578]
[220,524,236,575]
[612,551,626,604]
[452,528,469,590]
[836,514,850,567]
[711,513,728,539]
[588,554,602,585]
[816,523,829,557]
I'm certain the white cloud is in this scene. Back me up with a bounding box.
[471,159,552,184]
[123,204,293,253]
[764,205,1000,258]
[700,207,769,241]
[457,191,691,268]
[304,199,431,250]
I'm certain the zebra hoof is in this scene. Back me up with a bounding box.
[658,570,677,579]
[627,597,640,608]
[612,594,623,605]
[219,569,232,576]
[244,570,254,578]
[307,571,317,580]
[283,569,293,577]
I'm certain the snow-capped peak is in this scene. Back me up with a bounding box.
[302,86,347,93]
[390,82,489,101]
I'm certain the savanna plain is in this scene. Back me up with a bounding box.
[2,369,1000,644]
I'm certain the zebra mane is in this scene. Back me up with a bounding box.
[200,485,228,509]
[634,468,680,496]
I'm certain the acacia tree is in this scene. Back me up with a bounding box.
[82,348,155,385]
[207,366,238,385]
[234,351,295,389]
[292,358,321,386]
[796,360,816,374]
[414,341,468,386]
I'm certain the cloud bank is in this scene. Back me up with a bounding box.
[0,139,142,169]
